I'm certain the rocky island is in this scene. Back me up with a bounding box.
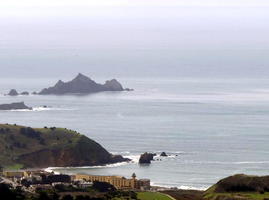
[6,89,30,96]
[0,124,129,168]
[0,102,32,110]
[38,73,132,95]
[7,89,19,96]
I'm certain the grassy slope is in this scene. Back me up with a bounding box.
[204,175,269,200]
[0,123,105,168]
[162,190,203,200]
[137,192,174,200]
[204,191,269,200]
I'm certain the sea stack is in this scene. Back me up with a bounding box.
[8,89,19,96]
[139,152,156,164]
[160,152,168,157]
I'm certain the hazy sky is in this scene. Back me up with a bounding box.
[0,0,269,78]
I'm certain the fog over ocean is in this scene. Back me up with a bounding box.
[1,0,269,190]
[1,0,269,79]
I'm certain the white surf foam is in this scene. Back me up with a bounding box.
[7,107,76,112]
[46,161,132,172]
[151,182,208,191]
[125,155,140,163]
[178,185,209,191]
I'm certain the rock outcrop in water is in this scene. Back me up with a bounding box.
[160,152,168,157]
[0,124,130,168]
[7,89,19,96]
[38,73,131,95]
[139,152,156,164]
[0,102,32,110]
[20,91,29,95]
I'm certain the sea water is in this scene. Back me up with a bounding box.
[1,77,269,190]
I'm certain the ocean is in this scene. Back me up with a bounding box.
[1,77,269,190]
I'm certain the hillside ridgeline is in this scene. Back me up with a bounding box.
[0,124,129,169]
[204,174,269,200]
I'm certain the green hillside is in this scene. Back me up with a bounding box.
[137,192,174,200]
[204,174,269,200]
[0,124,127,169]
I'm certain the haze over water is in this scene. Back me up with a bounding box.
[1,0,269,190]
[1,0,269,79]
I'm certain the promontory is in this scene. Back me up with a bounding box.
[0,124,129,169]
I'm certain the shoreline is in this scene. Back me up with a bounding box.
[45,167,208,191]
[151,185,206,192]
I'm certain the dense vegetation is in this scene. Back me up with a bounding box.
[204,174,269,200]
[213,174,269,193]
[0,182,138,200]
[0,124,127,169]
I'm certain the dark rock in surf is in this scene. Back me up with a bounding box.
[139,152,156,164]
[160,152,168,157]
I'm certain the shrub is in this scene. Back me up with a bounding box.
[92,181,116,193]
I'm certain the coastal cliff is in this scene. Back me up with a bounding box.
[0,124,129,168]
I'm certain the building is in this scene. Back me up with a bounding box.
[137,179,151,191]
[75,180,93,189]
[3,171,27,179]
[72,173,150,190]
[41,174,71,184]
[31,184,53,191]
[1,170,151,191]
[2,170,51,179]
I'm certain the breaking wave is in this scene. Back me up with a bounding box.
[7,107,76,112]
[150,182,208,191]
[45,161,131,172]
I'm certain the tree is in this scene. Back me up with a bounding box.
[62,195,74,200]
[52,192,60,200]
[37,191,50,200]
[92,181,116,193]
[0,183,17,200]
